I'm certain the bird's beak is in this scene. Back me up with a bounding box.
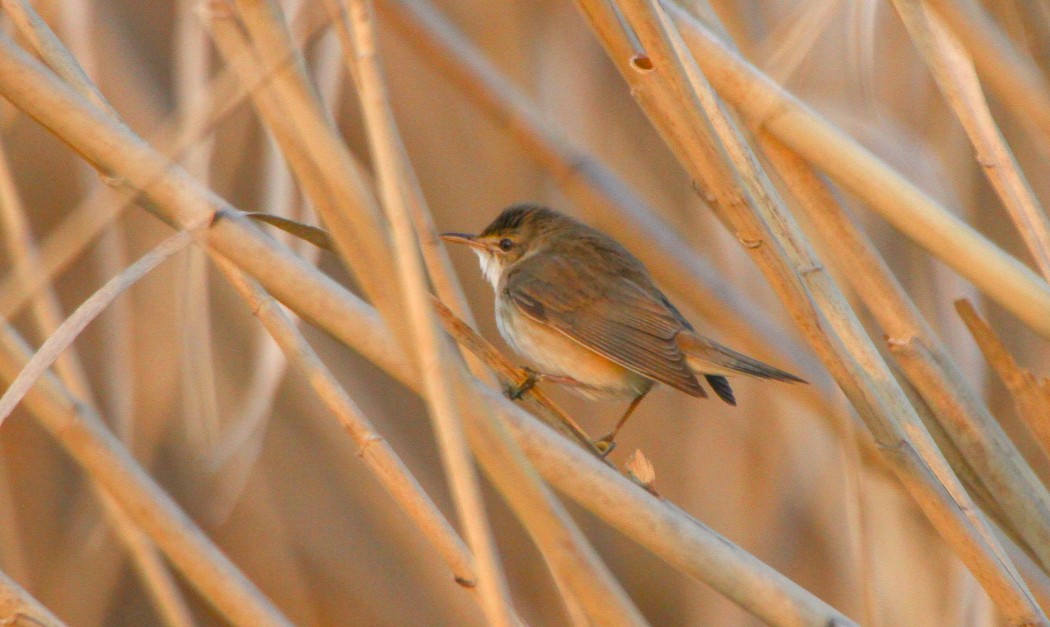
[440,232,487,251]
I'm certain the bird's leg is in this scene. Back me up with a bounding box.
[596,388,651,456]
[505,367,539,400]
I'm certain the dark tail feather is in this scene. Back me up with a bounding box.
[705,375,736,405]
[679,332,807,384]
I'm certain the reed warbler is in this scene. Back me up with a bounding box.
[442,204,804,448]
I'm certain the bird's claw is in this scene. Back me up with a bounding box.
[506,367,539,400]
[594,434,617,458]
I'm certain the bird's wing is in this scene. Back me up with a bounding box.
[505,253,705,397]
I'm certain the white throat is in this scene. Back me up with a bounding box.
[474,250,503,290]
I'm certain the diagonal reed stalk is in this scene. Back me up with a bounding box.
[661,1,1050,341]
[0,22,854,625]
[0,231,195,428]
[0,2,332,328]
[0,321,292,626]
[213,256,479,587]
[214,0,406,332]
[0,3,200,623]
[765,137,1050,576]
[0,567,64,627]
[221,2,517,622]
[376,0,826,387]
[923,0,1050,152]
[576,0,1044,621]
[331,0,648,622]
[957,301,1050,463]
[890,0,1050,281]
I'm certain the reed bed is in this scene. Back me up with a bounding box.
[0,0,1048,625]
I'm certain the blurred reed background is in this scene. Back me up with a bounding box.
[0,0,1049,625]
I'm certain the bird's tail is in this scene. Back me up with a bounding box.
[678,332,806,405]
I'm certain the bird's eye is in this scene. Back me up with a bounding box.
[499,238,514,251]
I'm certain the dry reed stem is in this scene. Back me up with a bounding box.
[11,3,144,440]
[338,1,647,622]
[0,567,64,627]
[322,0,486,377]
[0,141,93,406]
[0,324,292,626]
[487,381,856,627]
[326,0,475,329]
[661,1,1050,341]
[956,301,1050,459]
[0,106,193,627]
[175,0,223,454]
[763,137,1050,574]
[755,1,843,86]
[240,211,598,452]
[201,331,286,523]
[0,211,203,626]
[923,0,1050,151]
[0,28,850,625]
[891,0,1050,281]
[1008,538,1050,616]
[583,0,1042,620]
[3,4,246,620]
[304,0,516,621]
[0,187,129,324]
[105,497,196,627]
[201,78,310,525]
[0,464,26,590]
[0,167,191,627]
[57,0,137,450]
[0,0,106,408]
[429,295,600,453]
[214,256,479,587]
[0,231,195,426]
[0,189,194,627]
[0,34,298,623]
[221,0,407,332]
[3,0,116,116]
[0,2,333,327]
[680,6,877,617]
[376,0,823,384]
[0,27,415,623]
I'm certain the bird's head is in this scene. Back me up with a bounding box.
[441,204,574,288]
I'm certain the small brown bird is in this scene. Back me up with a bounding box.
[442,204,804,448]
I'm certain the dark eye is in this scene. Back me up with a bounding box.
[499,238,514,251]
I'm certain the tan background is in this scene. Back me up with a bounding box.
[1,0,1048,624]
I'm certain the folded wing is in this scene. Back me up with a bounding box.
[506,252,707,398]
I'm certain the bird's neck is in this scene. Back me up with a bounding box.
[473,250,504,290]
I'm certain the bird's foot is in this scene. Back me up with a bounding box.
[506,367,539,400]
[594,434,617,458]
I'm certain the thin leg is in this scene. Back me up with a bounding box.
[506,367,539,400]
[596,387,651,454]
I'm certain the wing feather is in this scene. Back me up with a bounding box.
[505,253,705,396]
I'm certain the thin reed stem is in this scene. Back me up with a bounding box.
[580,0,1042,621]
[214,256,478,586]
[763,136,1050,575]
[891,0,1050,280]
[339,0,645,622]
[663,1,1050,341]
[0,568,64,627]
[0,23,851,625]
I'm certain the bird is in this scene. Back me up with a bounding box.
[441,203,805,450]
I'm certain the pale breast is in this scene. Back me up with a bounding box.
[495,293,653,400]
